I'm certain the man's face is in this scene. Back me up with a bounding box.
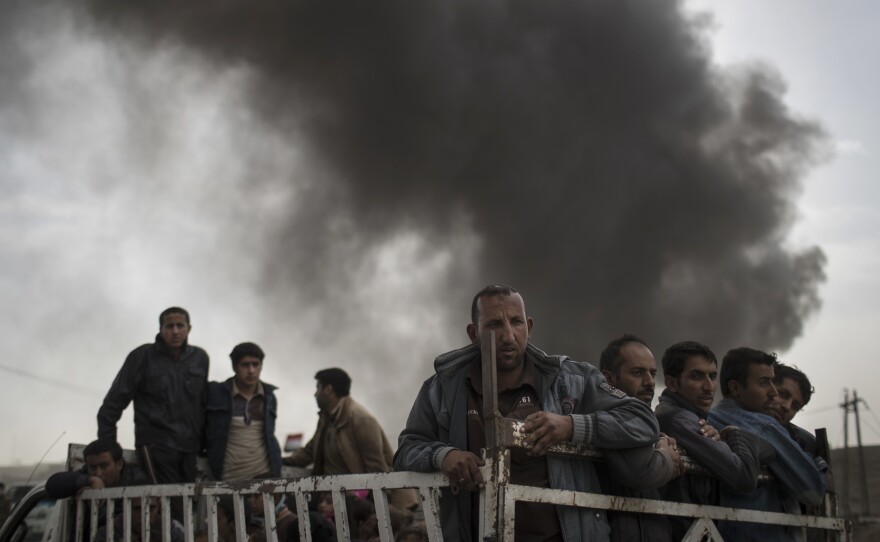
[160,313,190,349]
[730,363,777,415]
[666,355,717,412]
[86,451,123,487]
[604,343,656,404]
[314,382,333,412]
[772,377,805,424]
[234,356,262,389]
[466,293,533,373]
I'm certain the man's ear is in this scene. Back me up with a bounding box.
[466,323,478,344]
[665,375,678,392]
[727,379,740,398]
[527,317,534,337]
[601,369,616,386]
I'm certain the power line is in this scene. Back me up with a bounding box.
[0,363,104,398]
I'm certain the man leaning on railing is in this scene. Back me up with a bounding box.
[393,284,666,542]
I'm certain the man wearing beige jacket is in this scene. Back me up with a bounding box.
[284,368,419,521]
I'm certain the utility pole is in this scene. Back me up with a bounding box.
[840,389,871,517]
[853,390,871,516]
[841,389,850,515]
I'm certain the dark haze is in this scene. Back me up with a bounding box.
[78,0,827,362]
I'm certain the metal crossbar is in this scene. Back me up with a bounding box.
[75,450,850,542]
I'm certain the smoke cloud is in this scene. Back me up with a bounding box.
[82,0,826,353]
[1,0,829,452]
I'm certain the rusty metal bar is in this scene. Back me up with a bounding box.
[481,330,501,449]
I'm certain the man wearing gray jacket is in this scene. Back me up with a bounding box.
[394,285,665,541]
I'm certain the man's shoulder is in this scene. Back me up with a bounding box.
[345,396,379,421]
[185,344,210,361]
[120,462,150,486]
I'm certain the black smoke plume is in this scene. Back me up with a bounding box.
[76,0,827,364]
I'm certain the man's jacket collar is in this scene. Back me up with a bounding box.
[658,388,710,418]
[433,342,566,398]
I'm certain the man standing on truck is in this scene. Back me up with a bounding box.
[97,307,209,484]
[205,342,282,481]
[394,284,663,542]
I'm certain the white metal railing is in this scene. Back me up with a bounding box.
[75,448,850,542]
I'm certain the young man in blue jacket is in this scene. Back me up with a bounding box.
[708,347,827,542]
[205,342,282,480]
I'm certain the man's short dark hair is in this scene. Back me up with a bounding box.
[159,307,190,326]
[774,362,814,406]
[599,334,649,375]
[83,439,123,462]
[315,368,352,397]
[720,347,777,396]
[470,284,519,325]
[229,342,265,368]
[662,341,718,379]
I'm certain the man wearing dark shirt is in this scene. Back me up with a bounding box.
[97,307,209,484]
[46,439,149,542]
[654,341,771,540]
[597,334,681,542]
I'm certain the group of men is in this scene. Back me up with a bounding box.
[49,306,409,538]
[394,284,828,542]
[52,286,829,542]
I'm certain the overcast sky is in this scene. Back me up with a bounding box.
[1,0,878,468]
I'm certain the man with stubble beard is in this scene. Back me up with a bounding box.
[708,347,827,542]
[394,285,663,542]
[655,341,773,540]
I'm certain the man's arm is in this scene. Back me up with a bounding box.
[394,379,454,473]
[711,408,826,506]
[45,468,97,499]
[762,421,827,506]
[574,369,660,449]
[663,411,770,495]
[284,432,317,467]
[96,348,143,441]
[603,436,680,491]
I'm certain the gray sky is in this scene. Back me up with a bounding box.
[1,0,878,467]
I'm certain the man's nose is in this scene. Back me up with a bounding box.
[645,373,655,386]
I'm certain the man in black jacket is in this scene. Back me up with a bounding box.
[654,341,773,540]
[97,307,209,484]
[47,439,148,498]
[46,439,149,542]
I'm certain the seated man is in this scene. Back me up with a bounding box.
[597,334,682,542]
[394,285,662,542]
[46,439,149,541]
[655,341,773,540]
[46,439,148,498]
[772,362,818,456]
[708,347,827,542]
[206,342,283,481]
